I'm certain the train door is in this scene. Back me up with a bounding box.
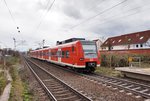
[58,48,61,63]
[49,49,51,60]
[41,50,43,59]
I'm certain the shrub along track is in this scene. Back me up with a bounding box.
[28,57,147,101]
[24,57,91,101]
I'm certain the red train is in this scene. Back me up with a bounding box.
[30,38,100,72]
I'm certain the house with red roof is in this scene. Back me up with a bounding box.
[93,39,103,50]
[101,30,150,51]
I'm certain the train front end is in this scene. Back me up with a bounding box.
[79,40,100,72]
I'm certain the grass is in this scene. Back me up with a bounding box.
[22,82,33,101]
[95,66,123,77]
[7,56,32,101]
[0,71,7,95]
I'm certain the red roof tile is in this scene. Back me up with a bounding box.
[101,30,150,47]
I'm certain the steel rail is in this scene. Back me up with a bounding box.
[24,57,92,101]
[30,58,150,99]
[24,57,57,101]
[83,73,150,99]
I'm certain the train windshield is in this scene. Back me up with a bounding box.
[81,41,97,58]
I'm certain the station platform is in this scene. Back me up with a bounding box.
[115,67,150,81]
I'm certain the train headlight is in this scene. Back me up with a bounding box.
[79,58,84,61]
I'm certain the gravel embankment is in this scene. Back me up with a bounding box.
[21,58,50,101]
[32,59,145,101]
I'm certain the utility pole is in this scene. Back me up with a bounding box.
[42,39,45,48]
[13,37,16,51]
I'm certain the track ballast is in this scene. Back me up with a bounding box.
[24,57,92,101]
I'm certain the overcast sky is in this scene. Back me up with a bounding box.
[0,0,150,51]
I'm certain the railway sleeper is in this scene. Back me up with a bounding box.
[110,80,118,83]
[49,86,64,90]
[54,92,75,98]
[43,79,55,82]
[132,87,141,90]
[48,85,64,89]
[44,81,57,84]
[139,89,149,93]
[57,95,79,101]
[45,82,61,86]
[51,88,68,92]
[119,83,128,86]
[44,83,61,87]
[125,85,134,88]
[53,90,70,94]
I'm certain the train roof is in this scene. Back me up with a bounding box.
[56,38,85,45]
[30,38,95,52]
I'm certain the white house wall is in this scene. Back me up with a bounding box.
[112,45,129,50]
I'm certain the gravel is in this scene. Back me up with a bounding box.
[31,58,145,101]
[21,58,50,101]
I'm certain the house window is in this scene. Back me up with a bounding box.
[136,44,138,48]
[140,44,143,47]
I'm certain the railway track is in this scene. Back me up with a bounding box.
[24,57,92,101]
[82,73,150,99]
[31,58,150,99]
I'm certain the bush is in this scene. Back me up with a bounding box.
[100,53,150,67]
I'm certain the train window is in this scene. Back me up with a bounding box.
[66,51,69,58]
[56,51,59,57]
[59,51,62,57]
[57,51,61,57]
[42,52,44,56]
[40,52,42,56]
[72,46,74,52]
[46,52,48,56]
[62,51,65,58]
[48,52,51,56]
[51,52,54,56]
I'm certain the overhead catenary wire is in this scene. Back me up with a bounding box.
[66,3,150,40]
[95,4,150,27]
[87,0,106,11]
[90,6,150,37]
[3,0,18,28]
[36,0,55,31]
[70,0,127,29]
[69,0,150,34]
[38,0,52,24]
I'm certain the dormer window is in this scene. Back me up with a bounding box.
[128,38,131,41]
[118,39,122,42]
[140,36,144,40]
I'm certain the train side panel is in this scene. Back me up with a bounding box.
[30,40,100,72]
